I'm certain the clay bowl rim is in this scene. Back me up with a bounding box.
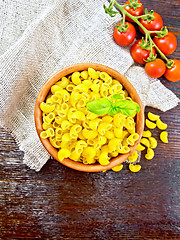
[34,63,144,172]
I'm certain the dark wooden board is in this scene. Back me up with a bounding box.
[0,0,180,239]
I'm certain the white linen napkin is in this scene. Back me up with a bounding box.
[0,0,179,171]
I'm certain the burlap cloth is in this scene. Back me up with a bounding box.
[0,0,179,171]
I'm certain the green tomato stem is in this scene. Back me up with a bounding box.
[122,12,126,25]
[135,14,148,19]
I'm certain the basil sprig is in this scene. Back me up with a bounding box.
[86,94,140,116]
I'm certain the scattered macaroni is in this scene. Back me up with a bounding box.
[148,112,159,121]
[160,131,168,143]
[145,147,154,160]
[140,138,150,148]
[149,137,157,149]
[145,119,156,129]
[142,130,152,138]
[129,163,141,172]
[128,150,138,163]
[136,143,145,151]
[40,68,140,165]
[156,118,167,130]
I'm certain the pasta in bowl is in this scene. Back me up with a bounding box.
[34,63,144,172]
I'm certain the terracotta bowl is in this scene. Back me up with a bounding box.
[34,63,144,172]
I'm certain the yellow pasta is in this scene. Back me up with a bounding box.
[98,136,107,146]
[42,123,53,130]
[56,77,69,88]
[114,113,126,128]
[51,94,62,104]
[58,149,71,162]
[142,130,152,138]
[145,148,154,160]
[61,133,71,143]
[140,138,150,148]
[129,164,141,172]
[82,129,98,140]
[105,77,112,85]
[148,112,159,121]
[128,150,138,163]
[114,127,123,139]
[105,131,115,139]
[46,95,54,104]
[80,70,88,79]
[110,151,119,157]
[40,67,140,166]
[70,150,81,161]
[66,84,75,92]
[89,119,102,131]
[82,147,96,159]
[70,125,82,139]
[102,116,113,123]
[58,110,66,118]
[90,83,100,93]
[98,122,112,135]
[100,87,108,97]
[71,111,85,121]
[51,85,62,94]
[149,137,157,149]
[112,164,123,172]
[71,72,81,85]
[99,152,110,166]
[49,137,61,148]
[136,143,145,151]
[40,130,49,139]
[74,84,89,93]
[108,138,121,152]
[61,120,71,130]
[160,131,168,143]
[109,84,122,95]
[146,119,156,129]
[118,146,130,154]
[88,68,99,79]
[40,102,55,113]
[156,118,167,130]
[99,71,110,81]
[53,121,60,129]
[126,133,139,146]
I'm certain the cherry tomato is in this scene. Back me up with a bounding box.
[113,22,136,46]
[130,39,156,64]
[164,59,180,82]
[124,0,143,22]
[139,12,163,35]
[145,58,166,78]
[153,32,177,55]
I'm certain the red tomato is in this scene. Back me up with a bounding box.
[153,32,177,55]
[145,58,166,78]
[164,59,180,82]
[139,12,163,35]
[124,0,143,22]
[113,22,136,46]
[130,39,156,64]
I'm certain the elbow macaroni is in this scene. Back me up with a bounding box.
[40,68,140,165]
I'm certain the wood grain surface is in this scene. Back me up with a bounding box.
[0,0,180,239]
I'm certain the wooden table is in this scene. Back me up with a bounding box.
[1,0,180,239]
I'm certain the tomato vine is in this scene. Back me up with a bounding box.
[103,0,180,82]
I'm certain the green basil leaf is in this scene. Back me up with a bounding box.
[86,98,112,115]
[108,106,119,116]
[114,100,140,116]
[111,94,123,101]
